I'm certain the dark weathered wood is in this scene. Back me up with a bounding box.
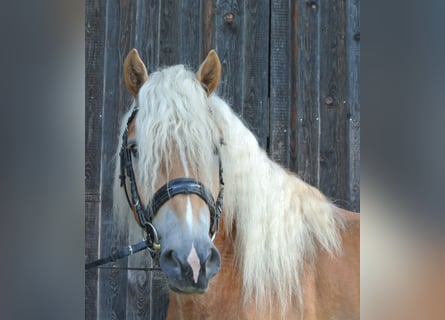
[201,0,217,60]
[214,0,244,116]
[180,0,202,68]
[97,0,137,318]
[126,235,158,319]
[135,0,161,72]
[85,0,106,318]
[289,1,299,173]
[296,0,321,187]
[270,0,291,165]
[159,0,180,66]
[126,269,150,319]
[85,201,100,320]
[242,0,269,149]
[346,0,360,212]
[150,271,170,319]
[318,0,348,206]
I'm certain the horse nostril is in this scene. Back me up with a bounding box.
[204,247,221,278]
[161,250,181,269]
[165,249,175,260]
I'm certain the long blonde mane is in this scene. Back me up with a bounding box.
[113,64,345,311]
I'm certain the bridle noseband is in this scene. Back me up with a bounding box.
[119,108,224,254]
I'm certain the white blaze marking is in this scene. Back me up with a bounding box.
[185,197,193,231]
[180,149,200,283]
[187,243,201,283]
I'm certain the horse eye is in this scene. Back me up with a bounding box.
[129,144,139,157]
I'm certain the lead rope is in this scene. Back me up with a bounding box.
[85,239,150,270]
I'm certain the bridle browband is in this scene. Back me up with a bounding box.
[119,107,224,254]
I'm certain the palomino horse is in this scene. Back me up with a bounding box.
[115,49,360,319]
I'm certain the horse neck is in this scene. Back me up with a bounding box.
[211,97,345,311]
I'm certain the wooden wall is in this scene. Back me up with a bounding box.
[85,0,360,319]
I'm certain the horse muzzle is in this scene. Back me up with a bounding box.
[159,241,221,294]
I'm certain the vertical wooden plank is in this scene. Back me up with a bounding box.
[242,0,270,149]
[346,0,360,212]
[126,254,153,319]
[125,225,168,319]
[215,0,269,147]
[201,0,217,59]
[126,269,149,319]
[159,0,180,66]
[269,0,291,166]
[98,0,137,319]
[289,0,299,173]
[318,0,348,205]
[179,0,202,68]
[296,0,321,187]
[126,262,169,320]
[85,0,106,319]
[85,200,100,320]
[135,0,161,72]
[214,0,244,116]
[148,270,170,320]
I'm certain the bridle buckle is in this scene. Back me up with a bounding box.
[145,222,161,253]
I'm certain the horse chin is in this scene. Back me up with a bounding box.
[168,282,208,295]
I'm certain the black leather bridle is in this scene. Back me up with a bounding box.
[119,107,224,254]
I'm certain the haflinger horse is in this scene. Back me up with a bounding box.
[114,48,360,319]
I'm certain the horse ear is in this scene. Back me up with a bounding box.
[196,50,221,95]
[123,49,149,96]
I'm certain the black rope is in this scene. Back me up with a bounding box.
[85,240,149,270]
[97,266,162,272]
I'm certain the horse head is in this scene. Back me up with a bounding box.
[119,49,223,294]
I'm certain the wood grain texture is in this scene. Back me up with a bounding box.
[159,0,180,66]
[289,0,299,173]
[270,0,291,166]
[201,0,217,61]
[242,0,269,149]
[150,271,170,319]
[296,0,321,187]
[85,0,106,318]
[127,269,150,319]
[214,0,244,116]
[346,0,360,212]
[180,0,202,68]
[97,0,137,318]
[319,0,348,206]
[135,0,161,72]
